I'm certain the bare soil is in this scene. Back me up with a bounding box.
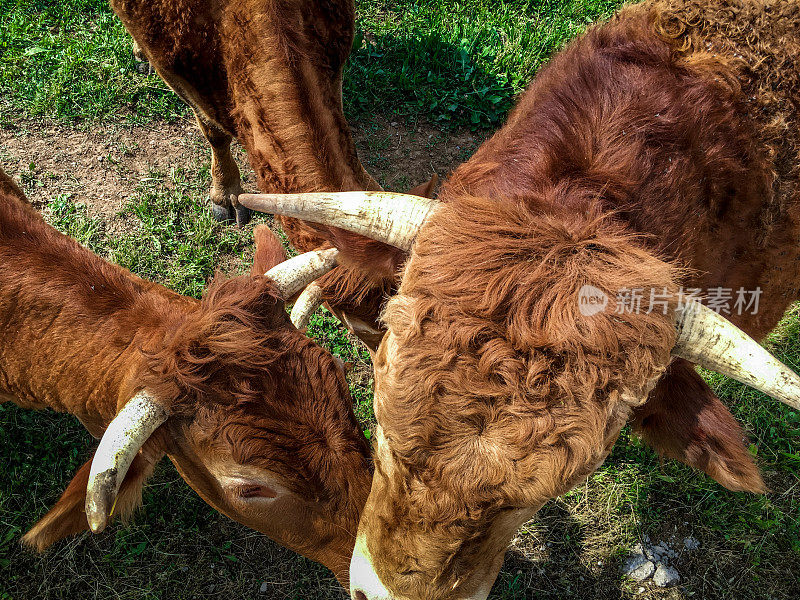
[0,115,484,225]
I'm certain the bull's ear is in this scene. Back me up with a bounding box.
[0,169,28,203]
[631,359,766,493]
[408,173,439,198]
[21,450,162,552]
[250,225,288,276]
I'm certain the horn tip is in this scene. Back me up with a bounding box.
[85,470,116,533]
[87,513,108,534]
[85,496,110,534]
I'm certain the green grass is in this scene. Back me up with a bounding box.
[0,0,185,122]
[345,0,620,127]
[0,0,620,128]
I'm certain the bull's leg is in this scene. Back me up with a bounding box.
[195,116,251,226]
[125,46,249,226]
[130,40,154,75]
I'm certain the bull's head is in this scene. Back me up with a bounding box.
[241,191,800,599]
[22,226,372,586]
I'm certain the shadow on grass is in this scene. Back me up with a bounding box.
[491,503,627,600]
[345,29,516,130]
[0,403,347,600]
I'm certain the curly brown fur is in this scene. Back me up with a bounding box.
[365,197,679,595]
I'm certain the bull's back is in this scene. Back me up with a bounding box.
[634,0,800,201]
[443,0,800,339]
[627,0,800,335]
[0,168,183,418]
[110,0,357,134]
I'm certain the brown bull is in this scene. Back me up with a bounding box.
[112,0,435,346]
[241,0,800,597]
[0,167,371,586]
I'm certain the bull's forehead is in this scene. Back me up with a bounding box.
[374,294,649,502]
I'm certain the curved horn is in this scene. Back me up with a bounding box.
[673,301,800,410]
[238,192,438,251]
[265,248,338,299]
[86,391,168,533]
[290,282,324,329]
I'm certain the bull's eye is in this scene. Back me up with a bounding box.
[399,569,423,577]
[237,484,278,499]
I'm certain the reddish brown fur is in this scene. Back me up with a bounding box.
[0,168,371,585]
[631,359,765,493]
[337,1,800,597]
[110,0,421,347]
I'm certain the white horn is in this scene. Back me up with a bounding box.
[238,191,438,251]
[290,282,324,329]
[673,301,800,410]
[265,248,338,299]
[86,391,168,533]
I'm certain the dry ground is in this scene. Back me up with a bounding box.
[0,115,480,236]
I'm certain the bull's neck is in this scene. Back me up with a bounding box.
[0,262,193,429]
[228,28,379,193]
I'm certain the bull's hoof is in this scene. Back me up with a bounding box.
[136,61,155,76]
[211,201,236,223]
[235,204,252,227]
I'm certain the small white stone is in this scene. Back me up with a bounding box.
[653,563,680,587]
[684,536,700,550]
[259,582,268,593]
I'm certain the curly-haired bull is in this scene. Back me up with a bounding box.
[0,167,371,586]
[241,0,800,597]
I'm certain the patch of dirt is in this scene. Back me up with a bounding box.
[352,114,487,192]
[0,119,208,218]
[0,115,484,226]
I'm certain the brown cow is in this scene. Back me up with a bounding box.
[0,167,371,586]
[111,0,435,347]
[241,0,800,597]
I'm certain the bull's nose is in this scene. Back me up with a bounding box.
[350,533,392,600]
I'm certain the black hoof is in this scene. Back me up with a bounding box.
[235,204,252,227]
[136,61,154,76]
[211,201,236,223]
